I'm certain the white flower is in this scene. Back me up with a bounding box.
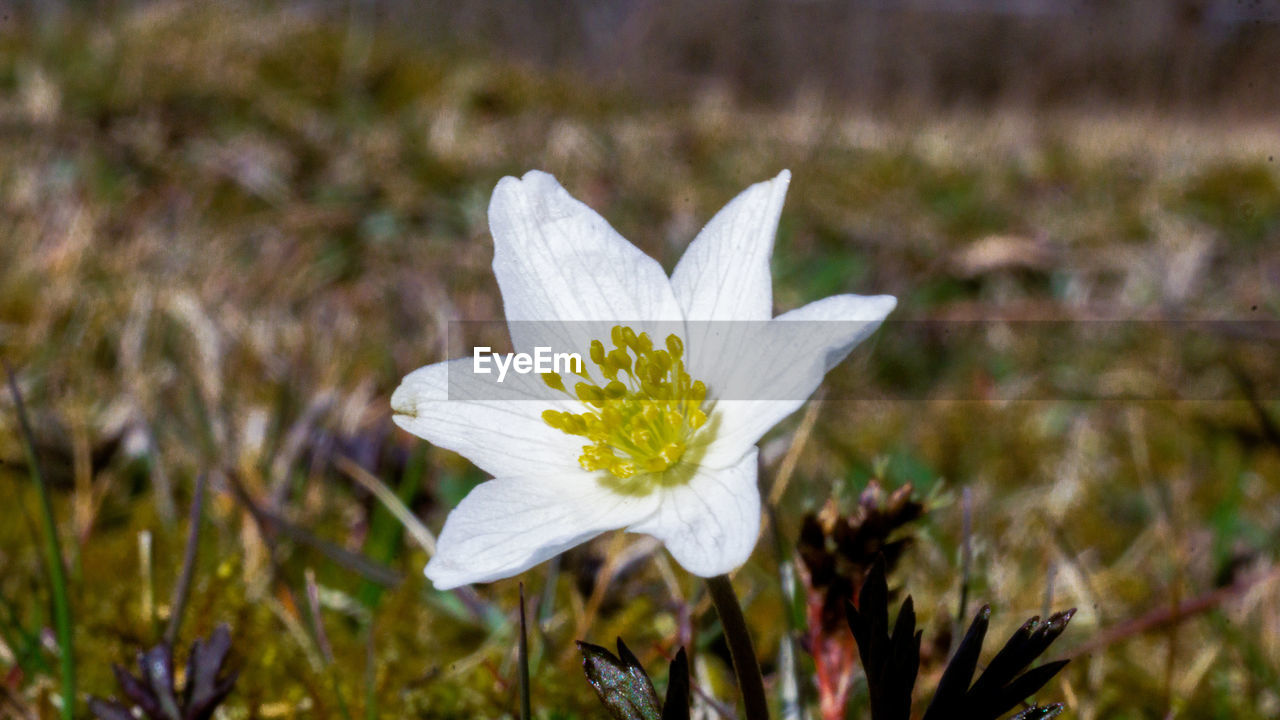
[392,170,895,589]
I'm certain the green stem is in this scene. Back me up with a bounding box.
[518,583,531,720]
[7,364,76,719]
[707,574,768,720]
[364,622,379,720]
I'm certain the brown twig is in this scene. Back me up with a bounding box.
[767,389,824,508]
[222,469,402,587]
[305,568,335,664]
[1067,564,1280,659]
[1229,362,1280,450]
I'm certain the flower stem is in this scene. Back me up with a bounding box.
[707,574,769,720]
[518,583,531,720]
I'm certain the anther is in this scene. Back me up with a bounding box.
[540,325,711,484]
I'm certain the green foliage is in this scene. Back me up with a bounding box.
[1181,162,1280,245]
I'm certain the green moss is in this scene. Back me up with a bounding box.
[1181,161,1280,244]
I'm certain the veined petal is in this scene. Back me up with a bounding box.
[628,450,760,577]
[489,171,684,354]
[425,475,661,589]
[670,170,790,323]
[770,292,896,375]
[391,357,583,477]
[698,293,897,467]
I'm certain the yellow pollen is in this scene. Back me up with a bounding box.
[541,325,709,482]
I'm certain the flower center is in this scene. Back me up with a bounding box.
[541,325,708,484]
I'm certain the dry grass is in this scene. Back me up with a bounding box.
[1,3,1278,718]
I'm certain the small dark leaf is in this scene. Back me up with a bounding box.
[140,645,182,719]
[886,597,920,720]
[89,698,137,720]
[115,663,164,718]
[186,625,231,705]
[859,559,889,636]
[1011,704,1065,720]
[845,557,918,720]
[92,627,239,720]
[923,606,990,720]
[578,639,662,720]
[922,605,1074,720]
[185,624,238,718]
[968,610,1076,705]
[981,660,1071,719]
[968,616,1042,700]
[1028,609,1075,658]
[660,648,690,720]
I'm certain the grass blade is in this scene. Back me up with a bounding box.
[353,446,426,610]
[163,472,206,646]
[6,363,76,719]
[336,453,436,556]
[364,622,379,720]
[306,568,353,720]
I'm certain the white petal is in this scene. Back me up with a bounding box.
[488,171,684,354]
[391,358,584,477]
[698,293,897,467]
[771,292,897,374]
[628,450,760,577]
[425,474,660,589]
[670,171,790,322]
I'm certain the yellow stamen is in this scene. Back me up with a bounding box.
[542,372,566,393]
[540,324,711,487]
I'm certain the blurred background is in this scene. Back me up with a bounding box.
[1,1,1278,718]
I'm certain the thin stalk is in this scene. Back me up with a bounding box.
[955,486,973,649]
[768,506,807,720]
[707,575,768,720]
[138,530,156,633]
[352,446,427,611]
[6,363,76,719]
[306,568,352,720]
[518,583,531,720]
[164,472,206,646]
[364,621,379,720]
